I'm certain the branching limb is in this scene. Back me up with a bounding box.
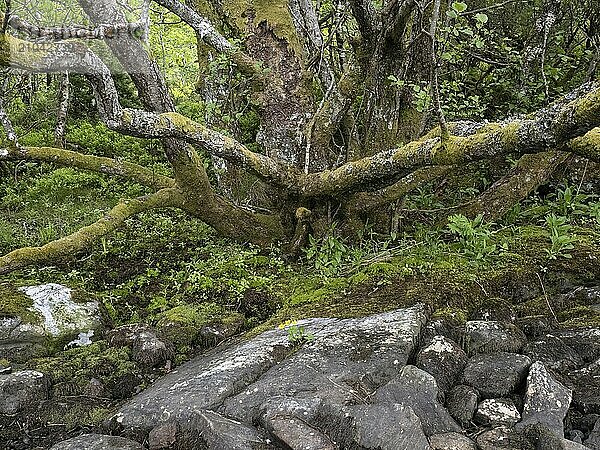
[118,110,302,189]
[0,145,175,190]
[349,166,452,213]
[458,151,568,221]
[151,0,265,80]
[5,13,145,40]
[299,86,600,196]
[0,188,182,274]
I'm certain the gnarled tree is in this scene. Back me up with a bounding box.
[0,0,599,274]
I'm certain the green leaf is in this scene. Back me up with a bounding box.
[452,2,468,13]
[446,10,458,19]
[475,13,488,23]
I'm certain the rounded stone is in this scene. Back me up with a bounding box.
[474,398,521,427]
[465,321,527,355]
[446,385,479,427]
[417,335,468,393]
[462,352,531,398]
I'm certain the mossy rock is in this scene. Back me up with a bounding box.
[252,228,600,335]
[432,307,468,326]
[37,400,111,430]
[25,341,140,398]
[558,306,600,328]
[155,303,245,350]
[0,283,39,324]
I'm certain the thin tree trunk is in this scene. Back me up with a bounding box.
[54,72,69,148]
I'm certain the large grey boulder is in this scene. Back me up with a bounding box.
[416,335,468,393]
[585,418,600,449]
[522,334,583,373]
[516,361,572,437]
[462,352,531,398]
[445,385,479,427]
[374,365,461,436]
[0,370,50,414]
[19,284,101,340]
[429,432,477,450]
[347,403,430,450]
[474,398,521,427]
[49,434,143,450]
[464,321,527,354]
[0,284,101,362]
[476,426,534,450]
[110,305,429,446]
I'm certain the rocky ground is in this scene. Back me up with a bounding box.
[2,285,600,449]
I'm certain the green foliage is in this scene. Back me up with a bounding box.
[278,320,314,345]
[438,0,596,119]
[174,244,287,303]
[548,183,590,216]
[447,214,499,261]
[544,213,577,259]
[404,186,445,209]
[387,77,431,113]
[304,225,349,277]
[149,8,199,100]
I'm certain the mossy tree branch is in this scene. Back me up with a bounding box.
[0,145,175,190]
[348,166,453,213]
[152,0,266,81]
[0,188,183,274]
[299,87,600,196]
[458,151,569,221]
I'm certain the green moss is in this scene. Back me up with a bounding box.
[156,303,245,348]
[223,0,301,55]
[0,283,39,323]
[432,307,468,325]
[41,403,111,430]
[26,341,138,386]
